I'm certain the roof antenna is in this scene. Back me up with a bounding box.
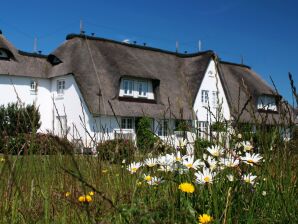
[176,41,179,53]
[33,37,37,53]
[198,40,202,52]
[80,19,84,34]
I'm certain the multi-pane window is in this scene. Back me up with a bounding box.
[123,79,133,96]
[30,80,37,92]
[56,116,67,137]
[121,117,133,129]
[201,90,209,103]
[158,120,168,136]
[212,91,218,108]
[257,95,277,111]
[57,80,65,95]
[198,121,208,139]
[137,81,148,97]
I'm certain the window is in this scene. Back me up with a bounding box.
[123,79,133,96]
[137,81,148,97]
[30,80,37,92]
[158,120,168,136]
[201,90,209,103]
[121,117,133,129]
[0,49,9,60]
[56,116,67,137]
[257,95,277,111]
[212,91,218,108]
[57,79,65,95]
[198,121,208,139]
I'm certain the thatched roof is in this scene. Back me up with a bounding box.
[0,32,293,123]
[48,34,213,119]
[219,62,294,124]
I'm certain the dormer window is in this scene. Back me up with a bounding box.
[257,95,277,111]
[123,79,133,96]
[137,81,148,97]
[48,54,62,65]
[119,78,154,100]
[0,49,9,60]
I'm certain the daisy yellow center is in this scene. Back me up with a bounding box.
[213,151,219,157]
[186,163,193,168]
[178,182,195,193]
[148,164,155,167]
[132,167,138,172]
[204,176,211,182]
[247,159,254,164]
[176,157,181,161]
[198,214,213,224]
[144,175,152,181]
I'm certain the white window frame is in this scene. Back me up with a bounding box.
[212,91,218,108]
[136,81,148,98]
[56,115,67,137]
[121,117,134,129]
[158,120,169,137]
[201,90,209,104]
[57,79,65,95]
[30,80,38,93]
[257,95,277,111]
[123,79,133,96]
[198,121,208,139]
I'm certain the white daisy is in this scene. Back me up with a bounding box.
[182,155,204,170]
[242,141,254,152]
[226,174,234,182]
[144,158,158,167]
[146,176,164,185]
[157,154,175,166]
[240,152,263,166]
[242,173,257,185]
[195,168,215,184]
[205,156,218,171]
[206,145,224,157]
[127,162,142,174]
[220,156,239,168]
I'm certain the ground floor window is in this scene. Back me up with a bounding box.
[121,117,134,129]
[198,121,208,139]
[56,115,67,137]
[158,120,169,136]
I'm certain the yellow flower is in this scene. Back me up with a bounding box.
[136,181,142,186]
[89,191,94,196]
[85,195,92,203]
[78,195,92,203]
[78,196,86,202]
[65,192,71,197]
[178,182,195,193]
[198,214,213,224]
[144,175,152,181]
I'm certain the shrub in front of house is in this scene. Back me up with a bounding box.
[96,139,136,163]
[0,133,74,155]
[136,117,158,153]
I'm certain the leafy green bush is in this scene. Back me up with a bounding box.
[136,117,158,152]
[0,103,41,136]
[97,139,136,163]
[0,133,74,155]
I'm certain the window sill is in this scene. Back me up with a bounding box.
[55,95,64,100]
[30,91,37,95]
[118,96,156,104]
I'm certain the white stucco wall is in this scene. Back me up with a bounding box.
[0,75,53,132]
[193,59,231,122]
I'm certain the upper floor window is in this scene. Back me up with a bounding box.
[121,117,133,129]
[0,49,9,60]
[57,79,65,95]
[123,79,133,96]
[257,95,277,111]
[201,90,209,104]
[30,80,38,93]
[137,81,148,97]
[119,78,154,100]
[211,91,218,108]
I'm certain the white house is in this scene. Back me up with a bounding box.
[0,31,290,148]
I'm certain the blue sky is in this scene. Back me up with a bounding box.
[1,0,297,106]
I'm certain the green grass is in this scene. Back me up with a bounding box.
[0,139,297,224]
